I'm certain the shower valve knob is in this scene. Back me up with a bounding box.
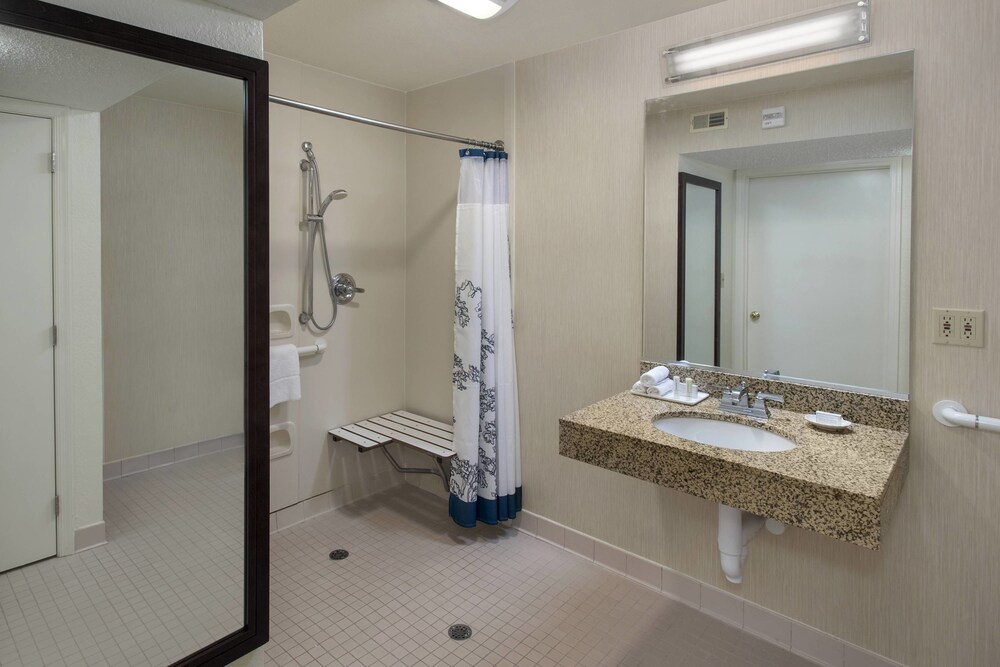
[332,273,364,304]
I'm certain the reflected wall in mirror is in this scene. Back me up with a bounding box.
[0,5,266,664]
[645,52,913,394]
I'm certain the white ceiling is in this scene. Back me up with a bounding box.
[137,69,246,114]
[0,24,174,111]
[687,130,914,171]
[207,0,301,21]
[263,0,723,92]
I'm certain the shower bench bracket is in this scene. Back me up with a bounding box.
[329,411,454,492]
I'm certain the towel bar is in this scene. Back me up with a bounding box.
[297,339,327,357]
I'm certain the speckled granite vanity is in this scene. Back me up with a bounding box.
[559,363,909,549]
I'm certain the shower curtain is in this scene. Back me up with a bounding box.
[450,148,521,528]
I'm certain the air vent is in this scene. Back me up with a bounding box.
[690,109,728,133]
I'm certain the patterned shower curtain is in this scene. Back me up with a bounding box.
[450,148,521,528]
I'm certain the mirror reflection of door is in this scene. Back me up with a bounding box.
[0,111,57,573]
[677,172,722,366]
[740,163,903,391]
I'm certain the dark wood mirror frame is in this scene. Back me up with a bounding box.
[0,1,269,664]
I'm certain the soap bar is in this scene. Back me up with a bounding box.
[815,411,843,425]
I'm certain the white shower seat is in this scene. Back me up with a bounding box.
[329,411,454,490]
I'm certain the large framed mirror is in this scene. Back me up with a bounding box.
[0,1,268,665]
[645,52,913,396]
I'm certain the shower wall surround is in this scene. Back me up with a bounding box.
[267,53,408,520]
[513,0,1000,665]
[400,64,514,494]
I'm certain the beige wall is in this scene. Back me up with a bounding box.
[400,64,513,495]
[403,65,512,423]
[101,95,244,462]
[514,1,999,665]
[267,54,408,512]
[645,71,914,364]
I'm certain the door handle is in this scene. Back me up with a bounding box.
[750,310,761,321]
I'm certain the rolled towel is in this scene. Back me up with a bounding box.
[640,365,671,387]
[630,381,647,396]
[646,378,675,398]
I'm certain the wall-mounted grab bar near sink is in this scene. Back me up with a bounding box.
[933,400,1000,434]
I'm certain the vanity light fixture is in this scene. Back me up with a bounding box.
[435,0,519,20]
[662,1,871,82]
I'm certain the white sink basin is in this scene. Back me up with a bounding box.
[653,417,795,452]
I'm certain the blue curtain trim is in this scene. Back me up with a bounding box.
[457,149,510,159]
[449,487,522,528]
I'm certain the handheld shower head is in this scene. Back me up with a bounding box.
[302,141,315,160]
[318,189,348,216]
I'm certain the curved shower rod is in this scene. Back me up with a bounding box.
[269,95,506,152]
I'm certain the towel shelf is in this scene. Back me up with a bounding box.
[330,411,455,490]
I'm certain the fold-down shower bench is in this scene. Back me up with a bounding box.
[329,411,454,491]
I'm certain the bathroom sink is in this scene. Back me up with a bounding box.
[653,417,795,452]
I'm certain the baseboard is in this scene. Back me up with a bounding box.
[269,470,404,534]
[512,509,905,667]
[73,521,106,552]
[103,433,244,481]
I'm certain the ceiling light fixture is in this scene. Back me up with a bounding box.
[663,2,871,82]
[436,0,519,20]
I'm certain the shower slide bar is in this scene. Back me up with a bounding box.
[933,400,1000,434]
[269,95,506,152]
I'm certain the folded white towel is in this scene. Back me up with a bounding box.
[630,381,646,396]
[269,344,301,408]
[646,378,675,398]
[640,366,670,387]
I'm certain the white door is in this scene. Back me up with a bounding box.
[0,112,57,572]
[744,167,896,390]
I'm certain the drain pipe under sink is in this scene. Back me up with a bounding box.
[718,504,785,584]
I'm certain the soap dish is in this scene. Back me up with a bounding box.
[804,414,853,432]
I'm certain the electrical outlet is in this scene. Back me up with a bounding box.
[933,308,985,347]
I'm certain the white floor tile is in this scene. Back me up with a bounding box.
[0,448,244,667]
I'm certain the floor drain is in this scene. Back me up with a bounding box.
[328,549,349,560]
[448,624,472,641]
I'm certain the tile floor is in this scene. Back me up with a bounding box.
[0,448,244,667]
[263,485,818,667]
[2,454,819,667]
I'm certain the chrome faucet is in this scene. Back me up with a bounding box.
[718,383,784,420]
[720,382,750,410]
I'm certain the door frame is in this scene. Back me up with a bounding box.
[0,97,75,558]
[676,172,722,366]
[732,158,908,389]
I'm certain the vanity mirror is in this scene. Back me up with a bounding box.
[644,52,913,395]
[0,2,267,665]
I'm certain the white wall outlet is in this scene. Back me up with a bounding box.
[933,308,985,347]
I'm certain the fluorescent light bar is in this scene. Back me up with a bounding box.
[663,2,870,82]
[436,0,518,20]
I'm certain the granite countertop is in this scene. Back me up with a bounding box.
[559,391,909,549]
